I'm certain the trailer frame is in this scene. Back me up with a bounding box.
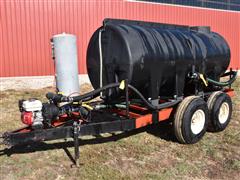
[0,76,236,166]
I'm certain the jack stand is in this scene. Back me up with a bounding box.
[73,121,80,167]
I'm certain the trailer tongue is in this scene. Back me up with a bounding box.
[1,19,237,166]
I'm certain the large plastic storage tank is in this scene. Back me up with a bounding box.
[87,19,230,99]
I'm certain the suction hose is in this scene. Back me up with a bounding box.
[47,82,181,110]
[207,71,238,87]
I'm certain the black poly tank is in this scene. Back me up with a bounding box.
[87,19,230,99]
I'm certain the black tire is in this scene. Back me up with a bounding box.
[174,96,209,144]
[207,91,232,132]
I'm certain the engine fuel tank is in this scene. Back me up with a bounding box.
[87,19,230,99]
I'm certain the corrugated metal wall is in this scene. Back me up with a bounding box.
[0,0,239,77]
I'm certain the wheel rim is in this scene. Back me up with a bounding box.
[191,109,205,135]
[218,102,229,124]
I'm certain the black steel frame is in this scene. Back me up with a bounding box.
[2,116,137,166]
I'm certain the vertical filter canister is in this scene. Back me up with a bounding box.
[52,33,80,96]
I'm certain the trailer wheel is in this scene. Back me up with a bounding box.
[174,96,209,144]
[207,91,232,132]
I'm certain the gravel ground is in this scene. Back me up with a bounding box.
[0,75,90,91]
[0,76,55,91]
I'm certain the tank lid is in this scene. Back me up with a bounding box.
[190,26,211,33]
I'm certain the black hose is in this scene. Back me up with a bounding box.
[207,71,238,87]
[49,82,181,110]
[46,83,120,103]
[72,83,120,102]
[72,83,180,110]
[127,84,181,110]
